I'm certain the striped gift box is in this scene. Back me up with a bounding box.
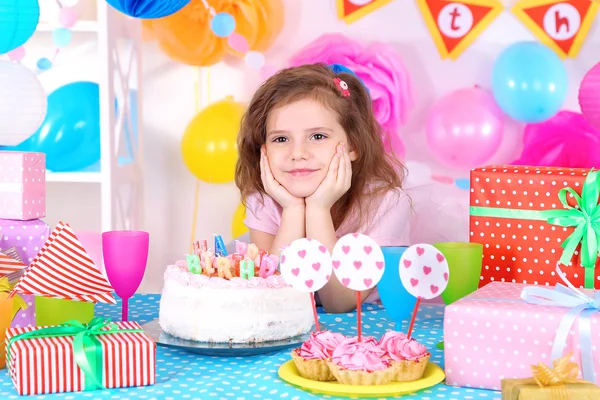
[5,321,156,395]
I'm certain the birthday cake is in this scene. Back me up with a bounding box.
[158,238,314,343]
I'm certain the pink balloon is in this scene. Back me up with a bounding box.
[579,61,600,130]
[59,7,79,28]
[259,64,278,82]
[227,33,249,53]
[426,87,504,169]
[7,46,25,61]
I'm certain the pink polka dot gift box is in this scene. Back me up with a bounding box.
[470,166,600,290]
[444,272,600,391]
[0,151,46,221]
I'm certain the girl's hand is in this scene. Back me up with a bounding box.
[261,149,305,210]
[306,142,352,211]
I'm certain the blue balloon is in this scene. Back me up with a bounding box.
[492,41,568,123]
[377,246,417,331]
[105,0,190,18]
[211,12,236,37]
[53,28,72,47]
[12,82,101,172]
[0,0,39,54]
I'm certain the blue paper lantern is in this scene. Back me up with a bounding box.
[0,0,40,54]
[105,0,190,19]
[211,12,236,37]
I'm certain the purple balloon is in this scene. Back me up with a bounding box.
[426,87,504,169]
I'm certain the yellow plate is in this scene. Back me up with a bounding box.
[278,360,446,398]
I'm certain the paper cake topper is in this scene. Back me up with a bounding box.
[280,238,333,293]
[10,221,116,304]
[399,244,449,299]
[331,233,385,291]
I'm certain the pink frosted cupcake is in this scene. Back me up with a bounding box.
[291,331,346,381]
[379,331,430,382]
[327,336,397,385]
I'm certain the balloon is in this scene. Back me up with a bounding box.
[231,203,249,239]
[0,0,40,54]
[0,62,47,146]
[7,47,25,62]
[245,51,265,69]
[181,99,244,183]
[377,246,417,331]
[492,42,567,123]
[12,82,101,172]
[53,28,72,47]
[105,0,190,18]
[579,61,600,130]
[211,12,235,37]
[37,58,52,70]
[426,87,504,169]
[59,7,79,28]
[228,33,249,53]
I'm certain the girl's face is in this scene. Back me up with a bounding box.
[264,99,357,198]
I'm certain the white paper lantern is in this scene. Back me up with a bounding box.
[0,61,47,146]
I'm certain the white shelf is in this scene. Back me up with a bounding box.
[37,20,99,33]
[46,171,102,183]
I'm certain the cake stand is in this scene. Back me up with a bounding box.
[141,319,324,357]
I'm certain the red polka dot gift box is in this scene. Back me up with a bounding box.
[470,166,600,289]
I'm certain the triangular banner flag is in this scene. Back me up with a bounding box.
[10,221,116,304]
[417,0,504,59]
[511,0,598,58]
[337,0,394,24]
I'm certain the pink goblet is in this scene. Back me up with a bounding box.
[102,230,149,321]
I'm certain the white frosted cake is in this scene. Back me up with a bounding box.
[159,256,314,343]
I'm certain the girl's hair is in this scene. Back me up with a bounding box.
[235,63,406,231]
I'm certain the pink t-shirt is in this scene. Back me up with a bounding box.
[243,189,412,304]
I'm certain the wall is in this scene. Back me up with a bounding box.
[24,0,600,293]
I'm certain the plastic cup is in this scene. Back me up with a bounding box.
[434,242,483,305]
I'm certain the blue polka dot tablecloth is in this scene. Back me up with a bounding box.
[0,295,502,400]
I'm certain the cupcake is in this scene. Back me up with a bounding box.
[291,331,346,381]
[327,336,397,385]
[379,331,430,382]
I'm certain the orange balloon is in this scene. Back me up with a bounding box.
[143,0,284,66]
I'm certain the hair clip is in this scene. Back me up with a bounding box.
[333,77,350,98]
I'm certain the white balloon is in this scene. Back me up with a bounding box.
[60,0,80,7]
[0,61,47,146]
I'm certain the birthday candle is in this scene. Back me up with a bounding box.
[259,253,278,278]
[246,243,259,261]
[231,253,244,276]
[240,259,255,279]
[235,240,248,256]
[186,254,202,274]
[203,250,215,275]
[216,256,233,279]
[214,234,228,257]
[199,239,208,252]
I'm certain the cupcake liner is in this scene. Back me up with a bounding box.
[327,361,397,385]
[393,353,430,382]
[291,350,336,381]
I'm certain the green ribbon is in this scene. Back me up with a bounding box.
[471,170,600,289]
[6,317,143,391]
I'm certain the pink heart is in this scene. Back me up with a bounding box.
[403,259,412,268]
[353,261,362,270]
[376,261,384,270]
[416,247,425,256]
[410,278,419,287]
[319,245,327,253]
[423,266,432,275]
[342,278,351,287]
[430,284,439,294]
[292,268,300,277]
[325,274,331,281]
[305,279,314,289]
[312,262,321,271]
[363,278,372,287]
[436,253,445,262]
[444,272,449,282]
[342,245,351,254]
[352,233,359,238]
[364,246,372,255]
[298,250,306,258]
[281,255,286,264]
[333,260,341,269]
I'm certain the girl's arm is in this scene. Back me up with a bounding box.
[249,204,306,256]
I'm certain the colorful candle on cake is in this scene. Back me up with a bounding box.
[240,259,255,279]
[186,254,202,274]
[235,240,248,256]
[214,235,228,257]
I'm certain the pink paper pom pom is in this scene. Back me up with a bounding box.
[579,61,600,130]
[512,110,600,169]
[289,34,414,158]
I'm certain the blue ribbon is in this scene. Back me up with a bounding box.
[520,264,600,383]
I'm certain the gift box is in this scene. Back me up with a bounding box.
[0,218,50,328]
[0,151,45,220]
[470,166,600,289]
[444,279,600,390]
[5,319,156,395]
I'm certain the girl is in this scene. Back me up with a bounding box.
[235,63,412,313]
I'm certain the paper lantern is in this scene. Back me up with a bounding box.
[0,0,40,54]
[105,0,191,18]
[0,61,47,146]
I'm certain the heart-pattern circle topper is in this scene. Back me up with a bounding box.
[399,244,449,299]
[331,233,385,291]
[280,238,333,293]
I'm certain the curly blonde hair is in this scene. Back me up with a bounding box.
[235,63,406,231]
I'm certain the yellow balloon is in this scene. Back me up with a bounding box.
[232,202,249,239]
[181,99,245,183]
